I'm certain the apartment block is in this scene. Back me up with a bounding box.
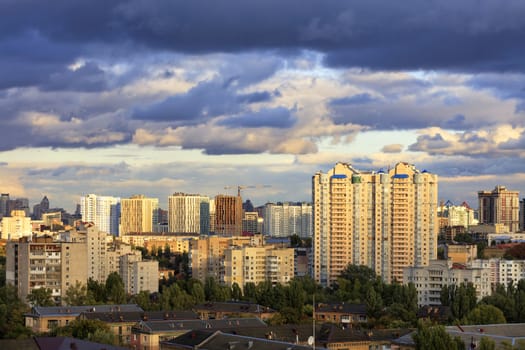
[478,186,520,233]
[223,246,294,289]
[80,194,120,236]
[5,236,88,304]
[403,260,492,306]
[313,162,438,286]
[1,209,32,240]
[214,195,242,236]
[120,195,159,235]
[121,233,195,254]
[168,193,210,235]
[262,202,312,238]
[438,201,477,229]
[120,251,159,295]
[189,235,265,283]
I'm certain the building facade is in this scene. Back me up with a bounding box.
[223,246,294,289]
[214,195,242,236]
[1,210,32,240]
[403,260,492,307]
[120,251,159,295]
[168,193,210,235]
[263,202,312,238]
[80,194,121,236]
[120,195,159,235]
[313,162,438,286]
[5,236,88,304]
[478,186,520,233]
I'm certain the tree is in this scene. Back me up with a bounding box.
[412,320,463,350]
[231,283,242,301]
[0,285,32,339]
[477,336,495,350]
[27,288,55,307]
[105,272,126,304]
[462,304,506,325]
[53,319,117,346]
[63,281,96,306]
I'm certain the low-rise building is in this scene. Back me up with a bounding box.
[131,318,266,350]
[314,303,367,326]
[403,260,492,306]
[193,301,276,321]
[24,304,143,334]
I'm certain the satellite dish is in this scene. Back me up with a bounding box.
[307,336,314,346]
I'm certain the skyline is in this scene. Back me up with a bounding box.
[2,1,525,211]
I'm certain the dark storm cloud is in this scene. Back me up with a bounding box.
[40,61,109,92]
[219,107,297,128]
[2,0,525,76]
[409,134,451,152]
[133,78,278,123]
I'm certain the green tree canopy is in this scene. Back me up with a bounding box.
[0,284,32,339]
[53,319,117,346]
[462,304,506,325]
[27,288,55,307]
[63,281,96,306]
[105,272,127,304]
[412,320,463,350]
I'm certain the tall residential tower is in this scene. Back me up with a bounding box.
[312,162,438,286]
[478,186,520,233]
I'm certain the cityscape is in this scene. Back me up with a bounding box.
[2,161,525,348]
[3,1,525,349]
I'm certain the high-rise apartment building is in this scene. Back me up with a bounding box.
[263,202,312,238]
[80,194,121,236]
[242,212,261,234]
[478,186,520,233]
[214,195,242,236]
[438,201,477,229]
[6,236,88,304]
[120,195,159,235]
[168,193,210,235]
[313,162,438,286]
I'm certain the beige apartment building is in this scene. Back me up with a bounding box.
[120,195,159,235]
[189,235,265,284]
[1,210,32,240]
[223,246,294,289]
[120,251,159,294]
[313,162,438,286]
[478,186,520,233]
[5,236,88,304]
[121,233,194,254]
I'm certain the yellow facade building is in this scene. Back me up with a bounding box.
[120,195,159,235]
[313,162,438,285]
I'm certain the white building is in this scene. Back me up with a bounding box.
[403,259,492,307]
[1,210,32,240]
[80,194,120,236]
[263,202,312,238]
[438,201,477,228]
[168,193,210,235]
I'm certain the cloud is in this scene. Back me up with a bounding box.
[382,144,403,153]
[409,125,525,157]
[218,107,297,129]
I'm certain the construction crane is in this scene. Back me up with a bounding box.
[224,184,272,197]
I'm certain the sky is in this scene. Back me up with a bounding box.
[2,0,525,211]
